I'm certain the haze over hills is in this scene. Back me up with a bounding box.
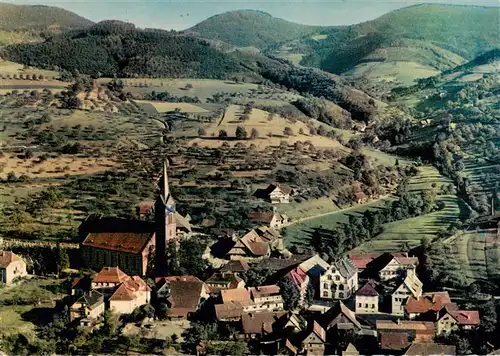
[0,3,93,31]
[187,10,329,49]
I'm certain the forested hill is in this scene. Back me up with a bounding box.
[1,21,249,79]
[296,4,499,75]
[0,3,93,31]
[188,10,328,49]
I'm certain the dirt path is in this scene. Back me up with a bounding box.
[280,195,390,229]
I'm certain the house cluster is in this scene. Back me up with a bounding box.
[70,267,151,325]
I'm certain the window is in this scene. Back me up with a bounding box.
[371,304,375,309]
[339,284,344,290]
[328,275,332,280]
[358,303,362,307]
[323,283,328,289]
[335,276,340,281]
[364,303,368,308]
[323,291,328,297]
[339,292,344,298]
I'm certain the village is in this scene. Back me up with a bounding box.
[0,158,489,356]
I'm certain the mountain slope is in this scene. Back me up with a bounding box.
[188,10,328,49]
[293,4,499,81]
[0,3,93,31]
[1,21,249,79]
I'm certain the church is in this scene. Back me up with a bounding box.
[80,159,186,276]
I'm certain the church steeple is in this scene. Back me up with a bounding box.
[155,156,177,274]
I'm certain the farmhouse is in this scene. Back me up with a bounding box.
[355,279,380,314]
[365,252,419,281]
[318,301,362,332]
[0,251,27,284]
[421,306,480,335]
[404,291,453,319]
[261,184,294,204]
[225,226,283,261]
[390,270,423,315]
[69,290,105,324]
[375,320,435,343]
[155,276,209,318]
[247,210,289,228]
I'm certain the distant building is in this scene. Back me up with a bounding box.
[247,211,289,229]
[376,320,435,343]
[355,280,380,314]
[318,301,362,332]
[205,272,245,293]
[422,305,480,335]
[295,321,326,355]
[319,256,358,300]
[69,290,105,324]
[261,184,294,204]
[0,251,27,284]
[365,252,419,281]
[91,267,132,294]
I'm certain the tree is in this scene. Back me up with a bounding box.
[156,302,169,320]
[278,277,300,310]
[250,128,259,140]
[185,83,193,90]
[235,126,247,139]
[56,243,70,273]
[218,130,228,139]
[283,127,294,137]
[24,149,34,160]
[305,279,315,306]
[197,127,206,137]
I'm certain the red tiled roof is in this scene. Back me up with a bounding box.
[241,311,286,334]
[404,343,456,356]
[156,276,206,317]
[249,285,280,299]
[376,320,435,335]
[221,288,251,303]
[405,292,452,314]
[311,320,327,343]
[109,276,149,301]
[349,252,412,270]
[240,230,269,256]
[287,266,309,289]
[215,302,245,320]
[248,212,276,223]
[92,267,130,284]
[450,310,480,326]
[82,231,154,254]
[0,251,23,268]
[220,260,250,273]
[356,280,379,297]
[380,331,411,351]
[137,201,154,215]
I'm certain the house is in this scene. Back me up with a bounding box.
[249,285,284,310]
[355,280,380,314]
[248,211,289,229]
[91,267,131,294]
[298,254,330,278]
[285,266,310,307]
[319,256,358,300]
[365,252,419,281]
[375,320,435,343]
[262,184,294,204]
[80,218,156,276]
[69,290,105,323]
[219,260,250,277]
[71,277,91,296]
[349,252,411,272]
[174,212,192,237]
[296,321,326,355]
[215,285,284,321]
[379,331,412,354]
[136,201,154,218]
[241,311,287,339]
[155,276,209,318]
[390,271,423,315]
[225,227,282,261]
[0,251,27,284]
[318,301,362,332]
[404,342,456,356]
[342,343,359,356]
[109,276,151,314]
[428,306,480,335]
[404,291,453,319]
[205,272,245,293]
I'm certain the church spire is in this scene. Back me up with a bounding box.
[163,157,169,201]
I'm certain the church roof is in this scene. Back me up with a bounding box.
[82,231,154,254]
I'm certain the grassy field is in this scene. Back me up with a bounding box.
[428,228,500,287]
[188,104,347,150]
[352,165,466,253]
[277,197,340,220]
[0,278,66,339]
[284,197,393,246]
